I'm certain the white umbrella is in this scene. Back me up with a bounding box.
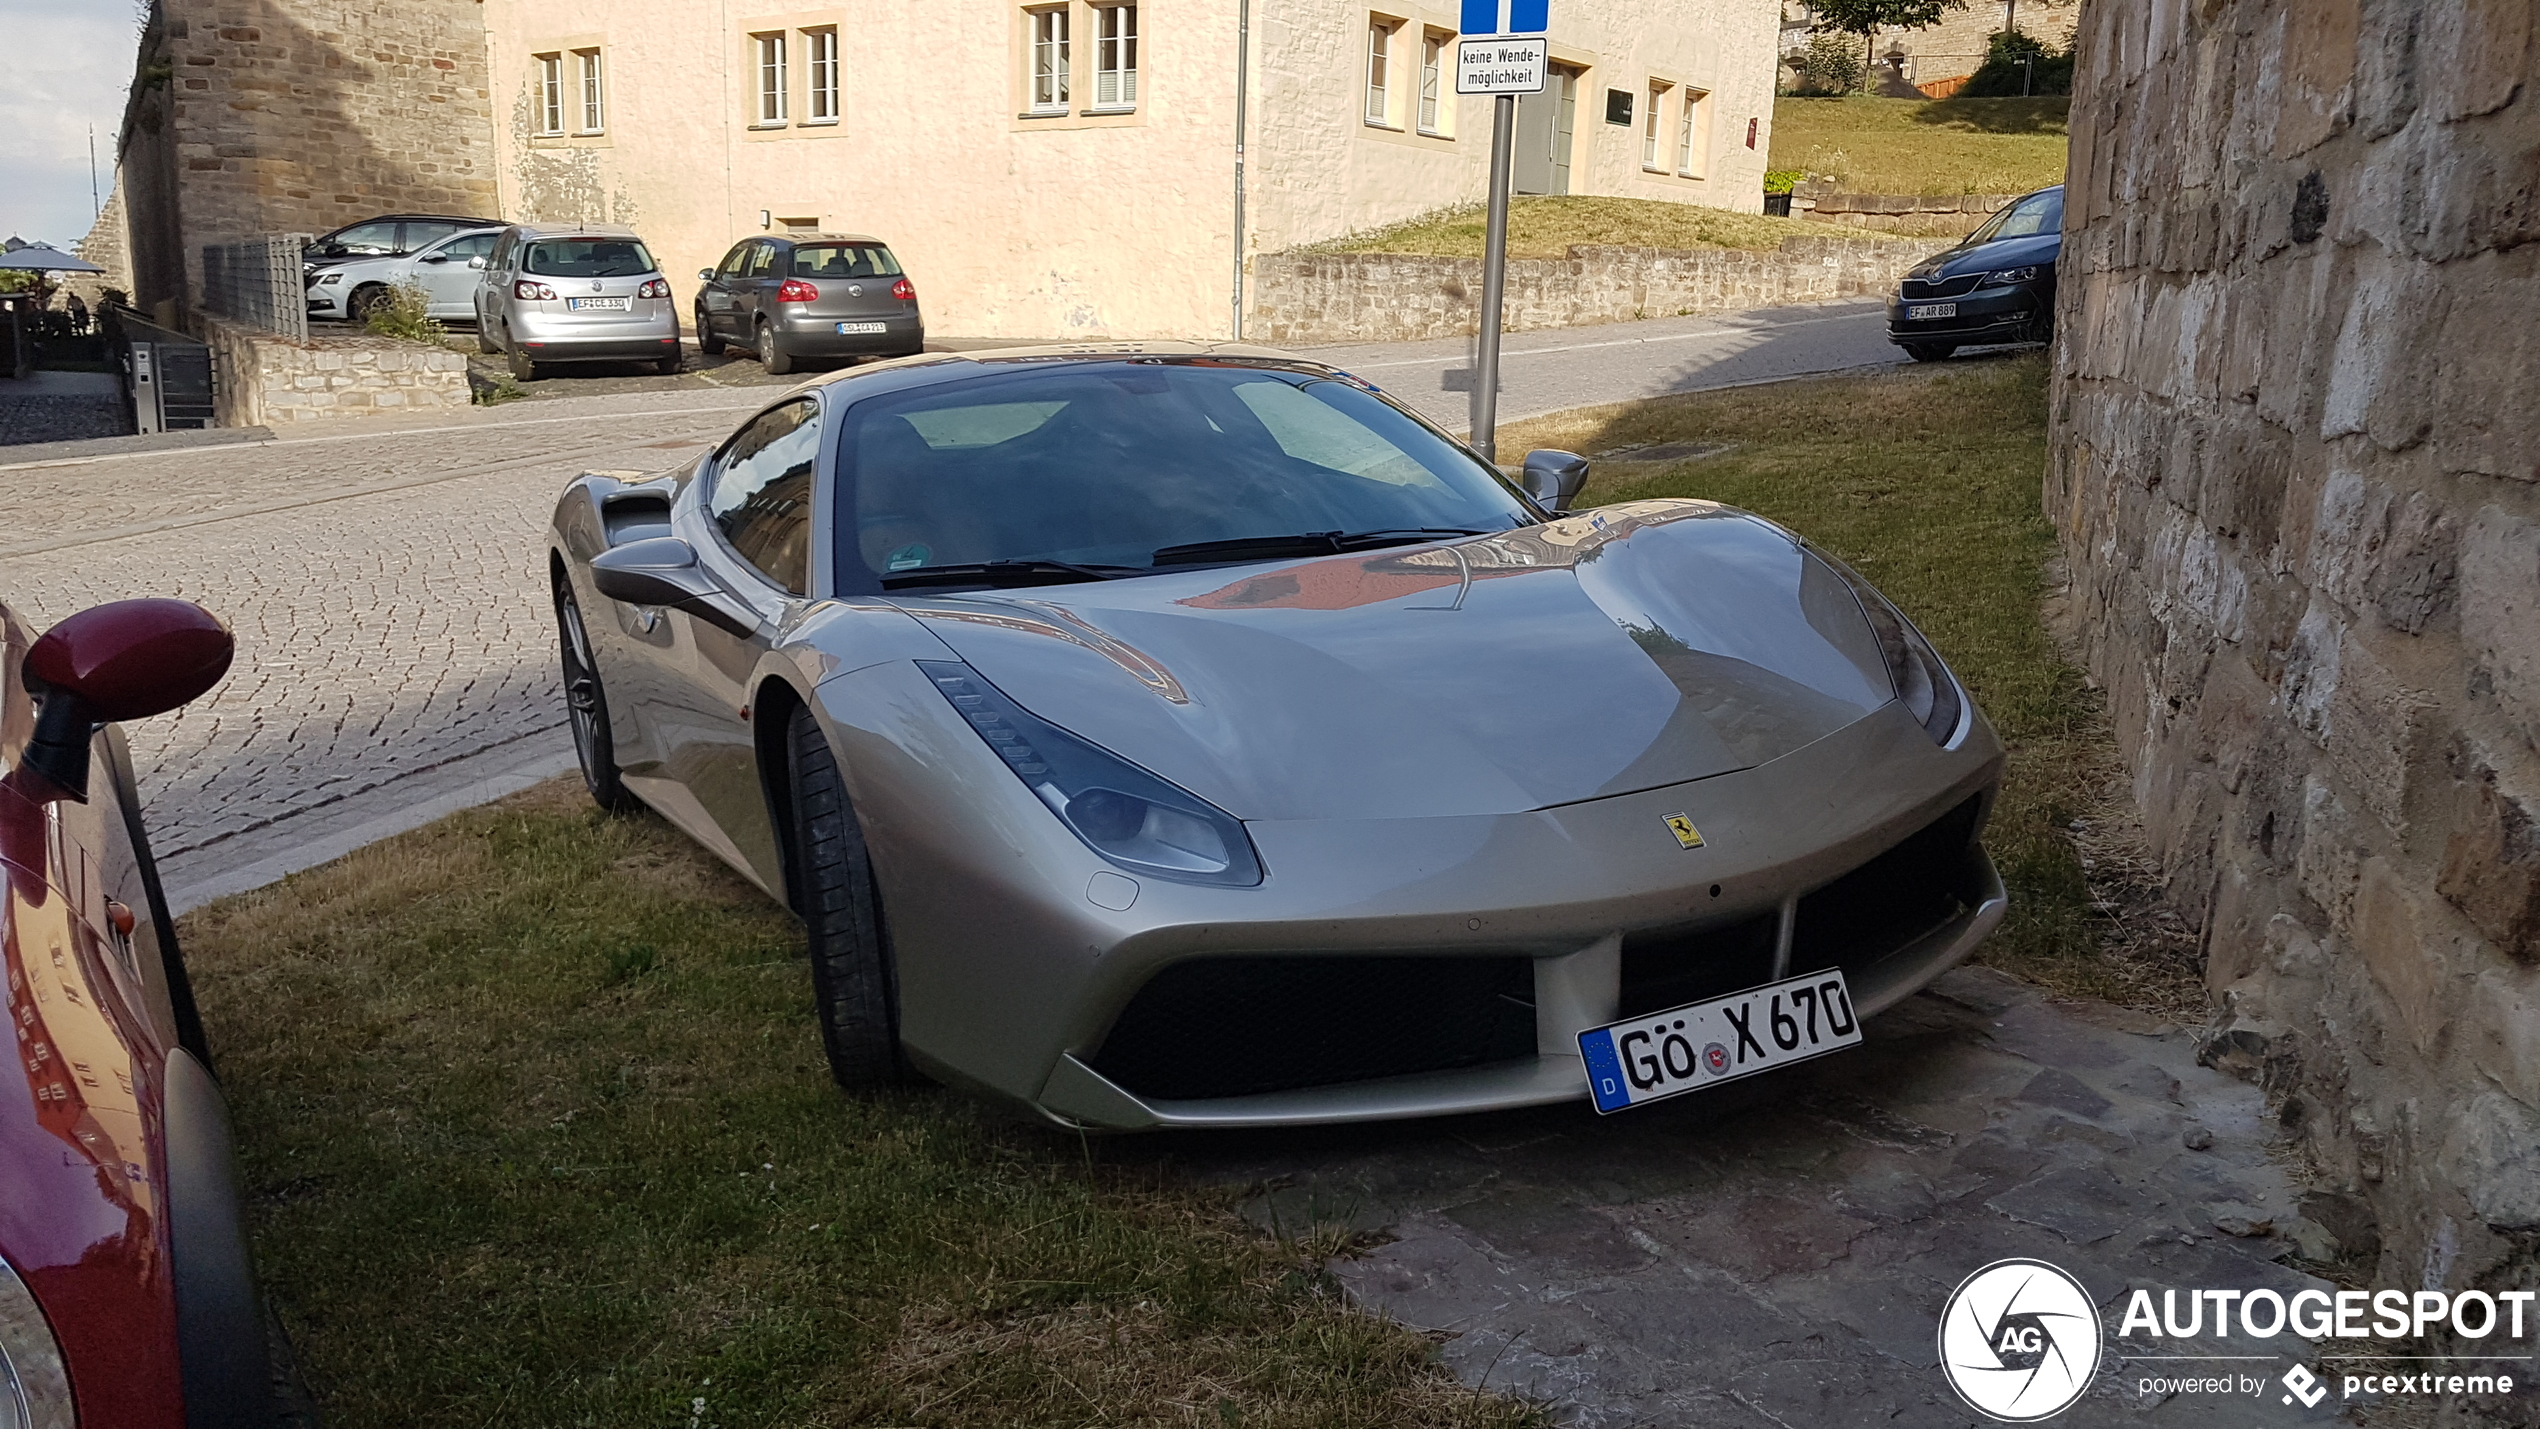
[0,245,104,273]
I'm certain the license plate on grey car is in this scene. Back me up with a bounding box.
[1577,968,1861,1113]
[835,321,887,334]
[568,296,630,311]
[1908,302,1957,319]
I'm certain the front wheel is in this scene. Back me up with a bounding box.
[1901,342,1957,362]
[554,577,637,812]
[757,323,795,376]
[349,284,390,321]
[786,704,906,1087]
[696,307,725,355]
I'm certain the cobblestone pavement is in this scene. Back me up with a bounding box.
[0,371,133,446]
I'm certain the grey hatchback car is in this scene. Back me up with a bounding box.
[477,222,683,380]
[694,233,925,375]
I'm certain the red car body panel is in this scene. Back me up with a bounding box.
[2,606,188,1429]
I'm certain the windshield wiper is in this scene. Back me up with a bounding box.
[878,559,1147,589]
[1150,528,1492,567]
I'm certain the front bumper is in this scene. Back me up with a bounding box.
[770,310,925,356]
[818,661,2007,1130]
[1886,283,2048,345]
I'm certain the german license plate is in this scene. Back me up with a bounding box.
[567,296,630,311]
[1577,969,1862,1114]
[835,321,887,334]
[1908,302,1957,320]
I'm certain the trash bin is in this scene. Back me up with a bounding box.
[1764,192,1794,217]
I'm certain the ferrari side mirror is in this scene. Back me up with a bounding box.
[22,599,233,802]
[590,538,759,638]
[1521,450,1591,513]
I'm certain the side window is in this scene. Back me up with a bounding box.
[716,243,752,280]
[439,232,498,261]
[490,232,515,269]
[710,399,822,594]
[744,243,777,279]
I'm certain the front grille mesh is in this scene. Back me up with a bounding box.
[1092,955,1538,1101]
[1618,913,1779,1018]
[1790,795,1984,977]
[1901,274,1983,300]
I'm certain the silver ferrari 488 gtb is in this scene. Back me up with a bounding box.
[546,344,2006,1129]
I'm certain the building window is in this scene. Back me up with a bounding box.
[535,53,564,135]
[1418,32,1444,133]
[1643,81,1668,169]
[1365,18,1394,126]
[576,49,605,133]
[1030,8,1070,114]
[755,32,789,125]
[1092,4,1137,109]
[806,28,840,122]
[1678,87,1711,178]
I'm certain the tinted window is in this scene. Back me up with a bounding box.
[715,243,752,280]
[521,238,658,277]
[744,243,777,279]
[434,232,498,260]
[405,220,470,248]
[711,399,822,594]
[324,221,402,255]
[836,361,1533,587]
[789,243,902,279]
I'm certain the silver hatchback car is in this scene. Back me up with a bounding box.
[477,222,682,380]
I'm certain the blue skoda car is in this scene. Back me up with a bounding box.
[1887,185,2063,361]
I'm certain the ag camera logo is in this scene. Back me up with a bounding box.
[1939,1259,2103,1421]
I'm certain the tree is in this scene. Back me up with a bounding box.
[1805,0,1974,91]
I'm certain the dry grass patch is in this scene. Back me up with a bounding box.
[184,791,1542,1428]
[1500,354,2202,1015]
[1770,95,2071,195]
[1309,195,1827,259]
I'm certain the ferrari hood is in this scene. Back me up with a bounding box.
[891,500,1899,821]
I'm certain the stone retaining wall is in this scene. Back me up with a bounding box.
[1795,187,2019,237]
[202,314,469,426]
[2048,0,2539,1304]
[1251,235,1933,346]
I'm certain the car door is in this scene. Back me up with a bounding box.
[476,229,517,328]
[700,242,753,338]
[736,241,780,335]
[411,231,496,317]
[642,396,823,886]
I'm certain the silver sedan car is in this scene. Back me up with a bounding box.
[546,345,2006,1130]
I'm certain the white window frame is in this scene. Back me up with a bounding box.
[1029,7,1070,114]
[755,32,789,126]
[1643,81,1668,169]
[1678,87,1711,178]
[1093,4,1138,110]
[806,27,840,123]
[576,49,605,134]
[1364,18,1394,127]
[1418,32,1444,134]
[535,53,564,135]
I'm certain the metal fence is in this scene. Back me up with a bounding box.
[201,234,309,341]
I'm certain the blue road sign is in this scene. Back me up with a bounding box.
[1460,0,1548,36]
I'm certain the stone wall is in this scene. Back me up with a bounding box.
[1795,186,2017,237]
[1871,0,2083,85]
[2048,0,2540,1313]
[202,315,470,427]
[1252,234,1931,346]
[119,0,497,315]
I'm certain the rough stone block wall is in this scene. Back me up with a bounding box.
[120,0,496,313]
[1251,235,1931,345]
[1875,0,2084,84]
[2047,0,2540,1310]
[203,315,470,427]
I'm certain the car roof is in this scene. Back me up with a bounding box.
[505,221,647,239]
[322,213,502,230]
[770,233,890,246]
[789,342,1331,405]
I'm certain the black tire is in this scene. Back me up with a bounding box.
[554,577,638,813]
[656,347,684,376]
[786,704,905,1087]
[507,338,541,383]
[1902,342,1957,362]
[696,306,725,355]
[349,283,390,320]
[475,323,499,354]
[757,322,795,376]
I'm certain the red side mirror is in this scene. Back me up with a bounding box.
[18,599,232,802]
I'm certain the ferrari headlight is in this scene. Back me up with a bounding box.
[919,661,1264,887]
[0,1255,73,1429]
[1988,266,2040,284]
[1816,555,1963,745]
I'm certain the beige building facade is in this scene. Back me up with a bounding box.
[480,0,1783,339]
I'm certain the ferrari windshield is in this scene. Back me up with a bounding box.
[835,360,1537,590]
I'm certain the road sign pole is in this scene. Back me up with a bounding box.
[1474,91,1516,465]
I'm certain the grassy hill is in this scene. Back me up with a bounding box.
[1307,196,1828,259]
[1771,95,2071,195]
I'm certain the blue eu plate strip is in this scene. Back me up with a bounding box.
[1578,1027,1633,1113]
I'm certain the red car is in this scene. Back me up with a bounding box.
[1,598,313,1427]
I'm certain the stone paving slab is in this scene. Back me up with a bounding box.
[1164,967,2362,1428]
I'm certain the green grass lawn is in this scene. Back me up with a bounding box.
[1770,95,2071,194]
[1306,195,1828,259]
[182,355,2186,1429]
